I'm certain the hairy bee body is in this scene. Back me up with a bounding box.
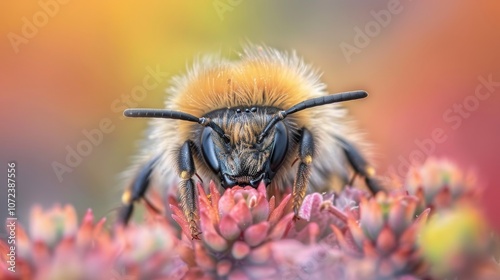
[120,45,378,236]
[128,46,365,192]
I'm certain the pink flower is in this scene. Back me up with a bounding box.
[1,159,497,280]
[332,192,431,279]
[0,204,184,280]
[405,157,477,211]
[171,182,293,279]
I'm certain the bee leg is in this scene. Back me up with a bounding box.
[118,157,158,225]
[348,172,358,186]
[336,136,383,194]
[177,140,201,239]
[293,128,314,220]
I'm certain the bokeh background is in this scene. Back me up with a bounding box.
[1,0,499,237]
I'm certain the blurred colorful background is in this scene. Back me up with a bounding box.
[1,0,499,237]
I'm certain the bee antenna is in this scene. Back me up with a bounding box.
[257,90,368,143]
[124,108,230,143]
[124,108,200,122]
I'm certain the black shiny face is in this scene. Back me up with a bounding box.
[200,108,289,188]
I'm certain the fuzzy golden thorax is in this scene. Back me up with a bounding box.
[169,47,316,142]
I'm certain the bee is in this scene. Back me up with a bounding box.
[118,45,381,237]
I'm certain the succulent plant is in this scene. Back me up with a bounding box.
[419,203,499,279]
[171,181,294,279]
[1,158,499,280]
[1,205,115,280]
[288,187,366,244]
[332,191,431,279]
[405,157,478,212]
[0,204,185,280]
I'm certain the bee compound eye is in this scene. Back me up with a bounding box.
[269,121,289,172]
[201,127,220,173]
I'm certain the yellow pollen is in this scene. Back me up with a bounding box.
[121,189,132,204]
[181,171,190,179]
[304,155,313,165]
[366,166,376,177]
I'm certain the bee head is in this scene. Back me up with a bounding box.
[124,90,367,189]
[200,108,289,188]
